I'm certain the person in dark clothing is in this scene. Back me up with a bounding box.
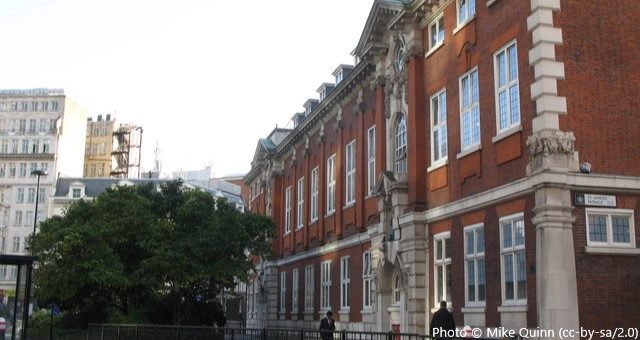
[319,311,336,340]
[430,301,456,339]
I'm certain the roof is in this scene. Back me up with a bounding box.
[259,138,277,152]
[54,177,170,197]
[54,177,245,206]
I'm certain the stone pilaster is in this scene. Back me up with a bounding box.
[527,0,580,338]
[398,214,428,334]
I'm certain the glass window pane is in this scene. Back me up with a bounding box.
[589,215,608,242]
[502,223,512,249]
[498,52,506,87]
[466,231,474,255]
[471,71,479,103]
[509,85,520,125]
[444,238,451,259]
[437,265,444,301]
[476,229,484,253]
[498,91,508,129]
[612,216,631,243]
[436,239,442,261]
[445,264,452,302]
[504,254,514,300]
[430,22,437,46]
[467,260,475,302]
[516,251,527,300]
[508,45,518,81]
[515,219,525,246]
[478,258,486,301]
[432,97,439,125]
[438,16,445,41]
[433,130,440,160]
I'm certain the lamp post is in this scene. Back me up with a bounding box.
[30,170,48,237]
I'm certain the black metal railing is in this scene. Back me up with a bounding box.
[86,324,496,340]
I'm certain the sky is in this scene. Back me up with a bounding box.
[0,0,376,178]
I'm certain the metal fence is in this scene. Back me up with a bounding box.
[86,325,436,340]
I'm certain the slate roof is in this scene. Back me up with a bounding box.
[53,177,169,198]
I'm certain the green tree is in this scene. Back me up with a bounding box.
[30,180,275,328]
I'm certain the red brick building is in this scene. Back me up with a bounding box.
[243,0,640,336]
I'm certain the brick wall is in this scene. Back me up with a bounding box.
[557,0,640,176]
[572,193,640,328]
[421,0,533,209]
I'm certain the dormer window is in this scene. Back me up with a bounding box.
[68,182,86,198]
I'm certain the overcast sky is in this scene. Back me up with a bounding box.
[0,0,375,177]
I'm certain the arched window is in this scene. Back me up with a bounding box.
[395,114,407,173]
[394,36,406,73]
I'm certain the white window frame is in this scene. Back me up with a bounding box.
[434,231,452,306]
[494,40,521,133]
[326,155,336,214]
[320,260,332,311]
[292,268,299,313]
[585,208,636,248]
[500,213,527,305]
[464,224,486,306]
[428,13,445,51]
[363,251,374,309]
[280,271,287,312]
[304,265,314,311]
[296,177,304,229]
[284,186,292,234]
[430,89,448,167]
[367,126,376,195]
[345,140,356,205]
[456,0,476,27]
[12,236,20,253]
[340,256,350,310]
[459,67,481,151]
[310,167,319,222]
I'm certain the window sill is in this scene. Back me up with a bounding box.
[456,144,481,160]
[486,0,499,7]
[295,226,304,231]
[498,305,527,313]
[343,202,355,209]
[339,308,350,314]
[291,309,298,314]
[360,308,373,314]
[303,310,314,315]
[365,193,376,200]
[325,211,335,218]
[585,246,640,256]
[454,16,476,35]
[427,158,448,173]
[309,219,318,225]
[492,124,522,143]
[461,306,486,313]
[425,42,444,58]
[284,231,291,236]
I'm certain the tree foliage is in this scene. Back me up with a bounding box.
[30,180,275,327]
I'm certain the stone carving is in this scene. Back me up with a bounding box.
[335,110,344,131]
[317,124,326,144]
[384,76,393,118]
[304,137,310,156]
[526,129,576,157]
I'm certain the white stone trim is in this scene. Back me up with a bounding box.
[497,305,527,313]
[492,124,522,143]
[585,247,640,256]
[456,143,481,160]
[535,95,567,115]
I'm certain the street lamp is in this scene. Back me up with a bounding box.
[30,170,48,238]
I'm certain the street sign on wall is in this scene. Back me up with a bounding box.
[575,193,616,207]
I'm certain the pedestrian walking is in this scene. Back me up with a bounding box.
[430,301,455,339]
[319,310,336,340]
